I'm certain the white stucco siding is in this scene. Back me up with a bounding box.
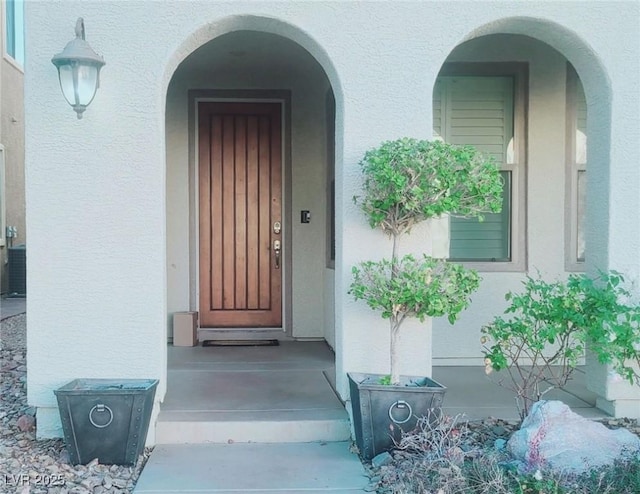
[25,0,640,436]
[25,2,173,437]
[606,54,640,281]
[0,58,26,291]
[323,268,336,349]
[290,82,331,337]
[165,89,191,329]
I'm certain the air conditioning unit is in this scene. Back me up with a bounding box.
[7,244,26,297]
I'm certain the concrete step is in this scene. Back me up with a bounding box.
[158,363,350,444]
[134,442,368,493]
[155,409,351,444]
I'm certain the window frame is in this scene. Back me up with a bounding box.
[436,62,528,272]
[565,63,586,271]
[3,0,25,69]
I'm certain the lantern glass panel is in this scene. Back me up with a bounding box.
[76,65,99,105]
[58,64,77,106]
[58,63,99,107]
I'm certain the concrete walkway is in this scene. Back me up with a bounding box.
[0,296,26,320]
[134,442,368,493]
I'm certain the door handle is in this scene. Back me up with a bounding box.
[273,240,281,269]
[273,221,281,234]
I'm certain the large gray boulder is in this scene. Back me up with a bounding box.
[507,400,640,474]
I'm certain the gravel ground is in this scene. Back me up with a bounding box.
[0,314,151,494]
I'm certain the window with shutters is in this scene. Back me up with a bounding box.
[4,0,24,66]
[434,64,527,271]
[566,64,587,270]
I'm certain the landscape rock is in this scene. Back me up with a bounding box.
[371,451,393,468]
[508,400,640,474]
[17,413,36,432]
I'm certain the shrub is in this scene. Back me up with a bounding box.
[481,271,640,419]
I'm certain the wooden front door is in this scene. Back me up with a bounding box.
[198,102,282,328]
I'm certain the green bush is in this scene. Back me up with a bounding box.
[358,139,503,235]
[482,271,640,419]
[351,255,480,324]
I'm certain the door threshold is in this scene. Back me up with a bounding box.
[198,328,294,341]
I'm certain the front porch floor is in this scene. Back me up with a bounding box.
[157,341,606,445]
[433,365,605,420]
[156,341,350,444]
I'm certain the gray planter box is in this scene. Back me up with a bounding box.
[55,379,158,465]
[348,372,446,460]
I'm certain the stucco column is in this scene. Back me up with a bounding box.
[583,69,640,419]
[25,2,168,438]
[333,63,438,399]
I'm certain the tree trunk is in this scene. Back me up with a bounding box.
[390,231,401,385]
[390,318,401,385]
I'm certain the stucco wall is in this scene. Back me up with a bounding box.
[433,35,574,364]
[324,268,335,350]
[2,59,25,244]
[25,0,640,437]
[0,52,25,294]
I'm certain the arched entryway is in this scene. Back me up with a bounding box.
[160,20,347,443]
[430,18,638,417]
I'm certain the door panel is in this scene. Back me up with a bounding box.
[199,102,282,327]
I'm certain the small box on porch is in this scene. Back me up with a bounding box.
[173,312,198,346]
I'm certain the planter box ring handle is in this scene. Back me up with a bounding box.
[89,404,113,428]
[388,400,412,424]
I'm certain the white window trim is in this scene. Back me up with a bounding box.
[3,51,24,72]
[3,0,25,70]
[436,63,528,272]
[565,64,586,272]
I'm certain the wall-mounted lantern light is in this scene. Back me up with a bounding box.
[51,18,105,119]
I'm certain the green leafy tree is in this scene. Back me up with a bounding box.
[482,271,640,419]
[350,138,503,384]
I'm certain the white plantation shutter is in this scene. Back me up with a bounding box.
[434,76,514,261]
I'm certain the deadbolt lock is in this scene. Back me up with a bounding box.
[273,221,281,234]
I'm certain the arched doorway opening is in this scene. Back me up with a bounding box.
[161,23,347,443]
[432,32,597,363]
[429,19,633,417]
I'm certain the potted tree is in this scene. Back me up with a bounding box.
[348,138,503,459]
